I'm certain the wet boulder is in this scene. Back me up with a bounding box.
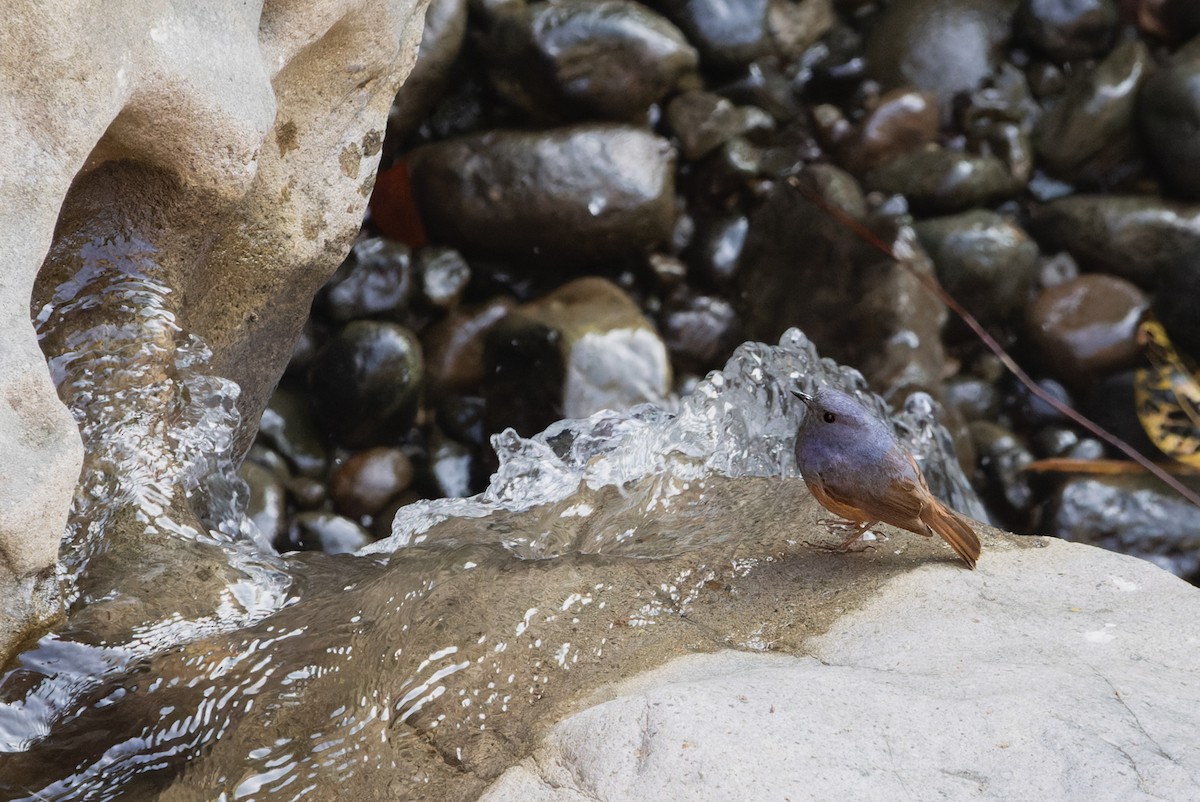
[409,125,676,264]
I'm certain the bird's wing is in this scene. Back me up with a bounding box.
[818,453,927,528]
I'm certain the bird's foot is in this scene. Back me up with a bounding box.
[802,537,878,555]
[806,520,882,554]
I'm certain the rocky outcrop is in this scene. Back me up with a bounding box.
[0,0,429,660]
[481,538,1200,802]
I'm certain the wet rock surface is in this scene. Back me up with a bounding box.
[648,0,773,68]
[480,541,1200,802]
[865,148,1022,214]
[1015,0,1117,61]
[483,0,699,121]
[1032,40,1151,184]
[1028,194,1200,286]
[1050,475,1200,576]
[308,321,424,449]
[1027,274,1149,385]
[865,0,1017,110]
[408,125,676,263]
[915,210,1039,328]
[1138,56,1200,199]
[0,0,428,661]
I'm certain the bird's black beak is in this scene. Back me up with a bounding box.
[791,389,813,408]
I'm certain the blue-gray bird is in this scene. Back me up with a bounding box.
[792,387,980,569]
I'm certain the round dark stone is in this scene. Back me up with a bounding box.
[865,0,1015,112]
[528,0,698,119]
[1028,194,1200,287]
[316,238,414,323]
[915,210,1039,328]
[258,383,329,479]
[329,447,416,519]
[1027,274,1149,385]
[308,321,425,449]
[649,0,771,69]
[1138,59,1200,200]
[408,125,676,264]
[866,149,1021,214]
[1015,0,1117,62]
[1032,40,1150,183]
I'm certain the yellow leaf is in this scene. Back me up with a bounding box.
[1134,318,1200,467]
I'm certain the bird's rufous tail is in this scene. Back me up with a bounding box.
[921,500,981,569]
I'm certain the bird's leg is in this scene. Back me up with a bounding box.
[835,520,879,551]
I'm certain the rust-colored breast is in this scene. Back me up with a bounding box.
[805,477,873,523]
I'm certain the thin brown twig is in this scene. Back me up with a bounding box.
[1024,457,1200,476]
[785,174,1200,511]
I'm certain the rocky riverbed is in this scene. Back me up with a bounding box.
[249,0,1200,580]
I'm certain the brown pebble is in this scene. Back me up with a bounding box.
[423,298,514,393]
[329,447,416,519]
[1027,274,1149,385]
[844,88,939,174]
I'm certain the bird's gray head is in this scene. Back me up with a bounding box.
[792,386,898,473]
[793,387,877,432]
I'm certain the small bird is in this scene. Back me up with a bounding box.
[792,387,981,569]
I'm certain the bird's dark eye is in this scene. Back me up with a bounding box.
[823,411,836,424]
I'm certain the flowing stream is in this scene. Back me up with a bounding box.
[0,238,980,801]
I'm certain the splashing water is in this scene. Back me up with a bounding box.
[1,232,288,768]
[0,313,981,799]
[34,234,283,590]
[368,327,984,557]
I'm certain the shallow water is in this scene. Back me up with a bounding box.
[3,252,981,802]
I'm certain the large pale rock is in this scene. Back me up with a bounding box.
[481,540,1200,801]
[0,0,428,659]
